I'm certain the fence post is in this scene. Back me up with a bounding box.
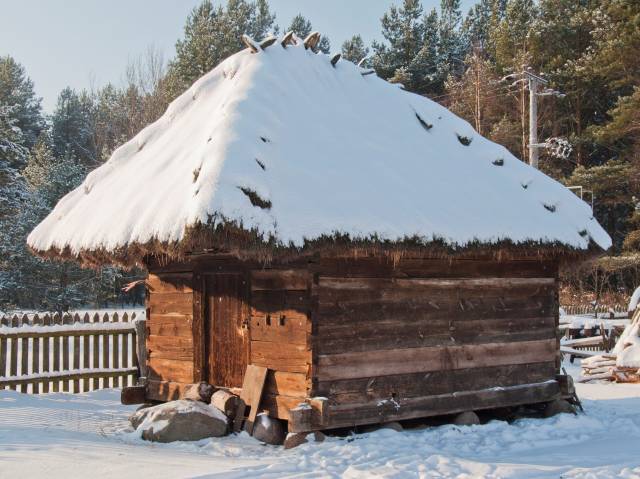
[133,317,148,382]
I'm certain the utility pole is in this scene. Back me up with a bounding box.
[502,69,565,169]
[524,69,548,169]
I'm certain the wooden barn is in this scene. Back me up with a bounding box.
[28,33,611,434]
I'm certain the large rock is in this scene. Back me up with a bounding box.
[452,411,480,426]
[252,413,286,445]
[130,399,229,443]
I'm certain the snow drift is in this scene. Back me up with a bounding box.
[27,34,611,259]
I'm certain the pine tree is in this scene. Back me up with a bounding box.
[166,0,279,99]
[462,0,506,52]
[371,0,426,92]
[51,87,96,167]
[0,56,43,151]
[438,0,465,80]
[0,56,43,309]
[341,35,369,64]
[287,14,330,53]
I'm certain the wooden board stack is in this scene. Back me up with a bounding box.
[580,309,640,383]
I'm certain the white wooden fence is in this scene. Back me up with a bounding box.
[0,311,146,394]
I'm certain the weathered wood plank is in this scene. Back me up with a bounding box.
[316,317,556,354]
[264,371,308,397]
[192,273,205,383]
[206,273,250,388]
[251,269,309,291]
[251,290,309,314]
[147,335,194,361]
[239,364,268,433]
[320,277,555,290]
[317,283,555,324]
[314,362,557,403]
[311,257,557,279]
[147,273,193,293]
[250,340,310,374]
[147,357,194,383]
[0,368,138,388]
[146,314,193,337]
[261,393,306,420]
[317,339,557,381]
[325,380,560,429]
[148,292,193,315]
[249,313,308,345]
[146,379,190,401]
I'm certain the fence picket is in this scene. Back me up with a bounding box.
[42,314,51,393]
[73,337,81,393]
[123,332,130,387]
[62,334,70,392]
[0,335,6,389]
[102,314,109,389]
[92,324,100,390]
[32,315,42,394]
[9,332,18,390]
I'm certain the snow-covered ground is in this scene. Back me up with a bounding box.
[1,361,639,478]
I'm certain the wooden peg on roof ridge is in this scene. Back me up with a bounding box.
[241,34,259,53]
[260,36,277,50]
[281,31,295,47]
[330,53,341,67]
[303,32,321,51]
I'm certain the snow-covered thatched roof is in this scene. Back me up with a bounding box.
[28,33,611,266]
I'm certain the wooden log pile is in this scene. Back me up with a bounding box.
[580,309,640,383]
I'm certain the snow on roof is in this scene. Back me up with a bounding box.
[28,34,611,259]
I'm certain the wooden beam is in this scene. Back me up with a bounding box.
[317,339,557,381]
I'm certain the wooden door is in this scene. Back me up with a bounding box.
[205,273,249,388]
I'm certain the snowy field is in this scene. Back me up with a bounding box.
[1,361,639,479]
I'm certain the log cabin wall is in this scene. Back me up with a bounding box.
[145,271,196,401]
[309,256,561,429]
[249,269,312,420]
[145,256,312,418]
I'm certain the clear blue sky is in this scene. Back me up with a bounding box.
[1,0,476,112]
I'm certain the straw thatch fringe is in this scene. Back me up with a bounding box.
[29,215,602,270]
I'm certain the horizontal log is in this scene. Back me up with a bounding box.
[261,393,306,420]
[147,314,193,337]
[251,269,309,291]
[325,380,560,429]
[147,334,194,361]
[121,385,147,405]
[250,340,310,374]
[147,273,193,293]
[147,357,194,383]
[317,285,554,324]
[319,277,555,291]
[251,290,309,314]
[148,291,193,315]
[314,362,557,403]
[310,257,557,279]
[250,313,308,344]
[264,371,309,397]
[317,339,557,381]
[316,316,556,354]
